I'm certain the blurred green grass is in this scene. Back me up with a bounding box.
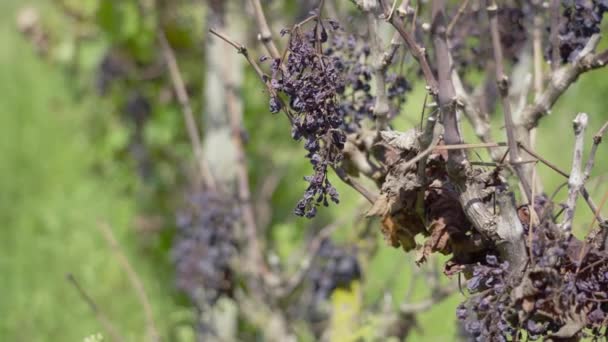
[0,2,188,341]
[1,0,607,341]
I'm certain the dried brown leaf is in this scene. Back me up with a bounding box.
[379,129,420,151]
[380,211,424,252]
[417,218,452,265]
[366,193,391,217]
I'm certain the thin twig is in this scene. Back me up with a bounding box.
[585,122,608,233]
[367,11,390,131]
[487,0,532,203]
[518,141,604,224]
[532,6,544,100]
[66,274,125,342]
[433,142,507,151]
[446,0,470,37]
[333,166,379,204]
[470,160,537,167]
[222,45,268,282]
[96,222,159,341]
[517,142,569,178]
[531,4,544,196]
[209,28,294,124]
[561,113,588,233]
[379,0,438,93]
[432,0,465,170]
[519,34,606,130]
[159,32,216,190]
[594,191,608,241]
[549,0,561,70]
[208,28,265,80]
[381,1,411,71]
[452,69,498,160]
[583,121,608,183]
[248,0,281,59]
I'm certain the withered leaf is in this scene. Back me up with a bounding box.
[550,313,586,338]
[379,129,420,152]
[366,193,391,217]
[416,218,451,265]
[380,212,423,252]
[382,215,407,248]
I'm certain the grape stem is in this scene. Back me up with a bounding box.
[209,28,295,124]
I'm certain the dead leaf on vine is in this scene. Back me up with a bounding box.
[379,129,420,151]
[416,218,451,265]
[366,193,391,217]
[550,312,586,339]
[381,211,424,252]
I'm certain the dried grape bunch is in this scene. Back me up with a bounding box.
[308,239,362,302]
[449,6,527,72]
[267,19,412,218]
[457,255,516,342]
[269,21,346,218]
[172,190,240,304]
[550,0,608,63]
[95,52,128,95]
[458,217,608,341]
[327,31,412,130]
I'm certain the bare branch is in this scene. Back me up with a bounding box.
[432,0,465,170]
[221,45,268,283]
[248,0,281,59]
[446,0,470,37]
[582,121,608,228]
[519,141,604,224]
[380,0,438,93]
[379,1,412,86]
[561,113,589,233]
[433,142,506,151]
[533,7,544,99]
[549,0,561,70]
[519,35,606,130]
[96,222,160,342]
[66,274,125,342]
[159,32,216,190]
[333,166,379,204]
[518,142,570,179]
[487,0,532,203]
[452,70,497,159]
[367,12,390,131]
[208,28,266,81]
[583,121,608,183]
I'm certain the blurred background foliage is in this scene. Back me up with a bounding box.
[1,0,607,341]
